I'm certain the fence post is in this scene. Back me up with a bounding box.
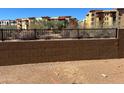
[77,29,80,39]
[116,28,118,39]
[1,29,4,41]
[34,29,37,39]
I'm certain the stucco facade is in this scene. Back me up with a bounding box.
[84,10,117,28]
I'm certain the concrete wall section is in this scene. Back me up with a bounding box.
[118,29,124,57]
[0,39,118,66]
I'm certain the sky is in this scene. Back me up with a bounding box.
[0,8,112,20]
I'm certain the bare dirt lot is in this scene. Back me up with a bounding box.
[0,58,124,84]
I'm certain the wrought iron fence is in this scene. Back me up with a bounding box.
[0,28,118,41]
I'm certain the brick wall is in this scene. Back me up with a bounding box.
[0,39,118,66]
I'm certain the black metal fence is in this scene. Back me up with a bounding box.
[0,28,118,41]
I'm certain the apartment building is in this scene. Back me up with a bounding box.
[16,18,30,29]
[84,10,117,28]
[68,17,78,29]
[116,8,124,28]
[16,17,48,29]
[16,16,78,29]
[78,20,87,29]
[0,20,16,28]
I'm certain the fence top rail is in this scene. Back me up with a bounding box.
[0,38,117,42]
[0,28,118,31]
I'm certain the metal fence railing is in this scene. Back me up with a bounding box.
[0,28,118,41]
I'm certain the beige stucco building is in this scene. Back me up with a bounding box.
[116,8,124,29]
[84,10,117,28]
[16,18,29,29]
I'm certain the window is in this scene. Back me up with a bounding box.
[91,18,94,21]
[86,14,89,16]
[105,17,108,20]
[99,18,102,20]
[7,22,9,25]
[106,22,108,25]
[113,17,116,21]
[92,14,94,16]
[105,13,109,16]
[119,13,122,16]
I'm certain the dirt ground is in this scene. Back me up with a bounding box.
[0,58,124,84]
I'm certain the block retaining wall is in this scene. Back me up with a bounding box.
[0,38,119,66]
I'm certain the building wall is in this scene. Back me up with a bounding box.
[120,14,124,28]
[16,19,22,29]
[84,9,124,29]
[85,12,92,28]
[68,18,78,29]
[78,21,84,28]
[84,10,117,28]
[117,9,124,28]
[0,20,16,28]
[16,18,31,29]
[108,17,113,27]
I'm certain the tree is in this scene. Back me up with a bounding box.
[29,20,46,29]
[29,19,69,29]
